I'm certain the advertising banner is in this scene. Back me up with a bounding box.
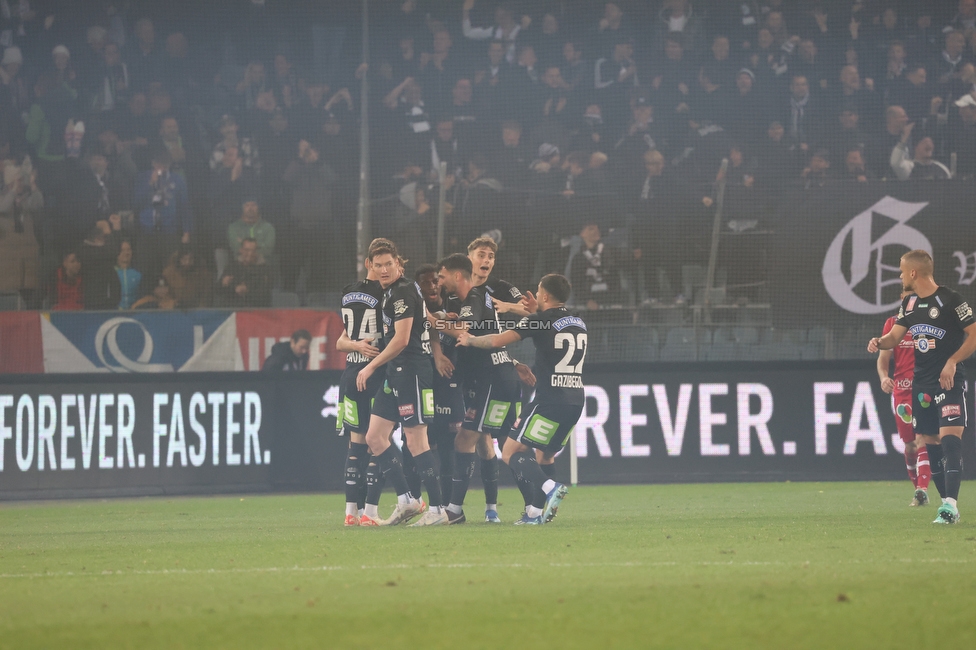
[0,309,345,374]
[0,372,346,499]
[769,182,976,327]
[235,310,347,371]
[576,361,974,484]
[4,361,973,499]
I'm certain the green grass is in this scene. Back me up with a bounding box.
[1,483,975,649]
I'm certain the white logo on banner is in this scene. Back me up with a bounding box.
[953,251,976,285]
[822,196,931,315]
[94,318,174,372]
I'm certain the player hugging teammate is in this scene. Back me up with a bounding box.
[337,235,587,526]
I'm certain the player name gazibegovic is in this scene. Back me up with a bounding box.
[550,374,584,388]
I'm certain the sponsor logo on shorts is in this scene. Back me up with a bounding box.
[918,393,931,408]
[896,403,912,423]
[895,378,912,390]
[465,407,477,420]
[399,404,415,418]
[941,404,961,418]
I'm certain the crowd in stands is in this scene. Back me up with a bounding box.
[1,0,975,310]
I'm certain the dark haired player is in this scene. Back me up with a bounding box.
[877,290,930,507]
[869,250,976,524]
[335,238,397,526]
[458,273,586,525]
[415,263,461,504]
[358,242,447,526]
[436,253,522,524]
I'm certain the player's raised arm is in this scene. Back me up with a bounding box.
[457,328,522,349]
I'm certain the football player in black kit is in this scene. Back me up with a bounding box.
[467,237,536,521]
[869,250,976,524]
[457,273,586,525]
[435,253,522,524]
[357,241,448,526]
[335,238,390,526]
[415,264,461,505]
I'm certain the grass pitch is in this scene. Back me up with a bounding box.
[1,483,975,649]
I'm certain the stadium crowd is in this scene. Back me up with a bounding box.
[1,0,975,310]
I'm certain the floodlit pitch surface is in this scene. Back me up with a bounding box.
[1,483,975,649]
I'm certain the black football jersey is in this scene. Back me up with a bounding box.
[483,277,524,330]
[451,286,513,381]
[895,286,975,385]
[381,277,432,362]
[340,279,384,367]
[514,307,586,406]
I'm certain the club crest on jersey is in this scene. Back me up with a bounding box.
[394,299,407,315]
[928,307,939,319]
[459,306,473,318]
[343,292,378,307]
[957,302,973,321]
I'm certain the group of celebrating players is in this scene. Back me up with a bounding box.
[870,249,976,525]
[330,240,972,528]
[334,235,587,526]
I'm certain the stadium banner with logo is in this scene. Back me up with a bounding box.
[769,182,976,327]
[2,361,973,499]
[0,309,346,374]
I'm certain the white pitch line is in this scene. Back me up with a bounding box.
[0,557,970,580]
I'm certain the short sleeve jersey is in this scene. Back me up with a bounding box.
[895,287,975,385]
[514,307,586,406]
[882,316,914,385]
[340,279,384,367]
[450,286,512,380]
[381,277,431,362]
[484,277,524,330]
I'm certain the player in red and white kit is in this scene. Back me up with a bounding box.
[877,296,931,507]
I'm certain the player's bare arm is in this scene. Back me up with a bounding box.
[493,297,530,317]
[430,331,454,378]
[877,348,894,394]
[356,317,412,391]
[868,323,907,353]
[336,331,379,358]
[940,322,976,390]
[456,329,522,349]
